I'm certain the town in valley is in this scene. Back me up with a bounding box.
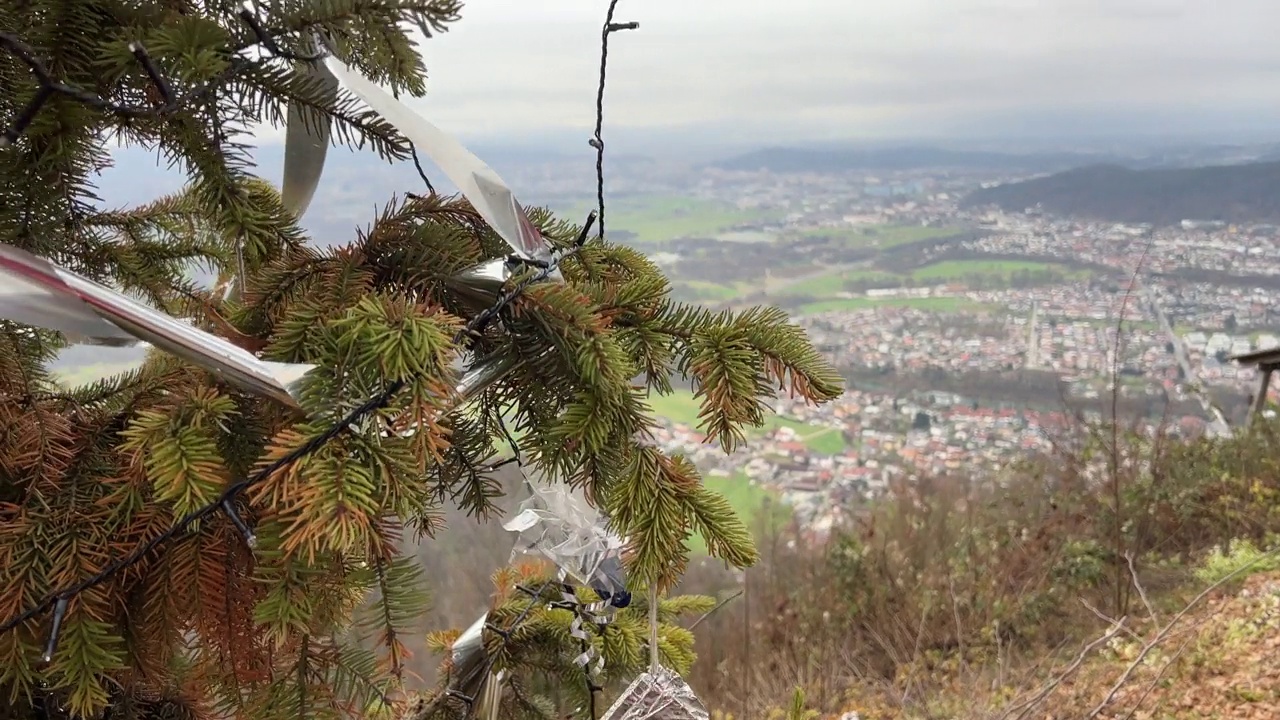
[511,150,1280,543]
[91,144,1280,546]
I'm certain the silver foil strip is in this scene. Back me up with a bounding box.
[321,50,561,277]
[444,257,518,316]
[0,243,315,409]
[445,613,496,712]
[280,34,338,220]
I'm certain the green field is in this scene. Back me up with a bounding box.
[691,471,791,553]
[781,258,1091,312]
[800,224,965,249]
[646,389,847,455]
[910,258,1091,282]
[798,259,1088,292]
[646,390,708,427]
[763,415,838,449]
[670,280,755,303]
[777,268,900,297]
[797,296,994,315]
[557,196,777,244]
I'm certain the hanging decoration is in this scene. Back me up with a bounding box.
[504,465,631,685]
[598,583,709,720]
[599,666,710,720]
[280,34,338,218]
[503,467,629,606]
[0,242,315,409]
[319,49,559,272]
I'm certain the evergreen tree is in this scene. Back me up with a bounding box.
[0,2,843,719]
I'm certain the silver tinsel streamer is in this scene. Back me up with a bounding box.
[0,242,315,409]
[559,577,612,677]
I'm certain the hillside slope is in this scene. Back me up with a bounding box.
[835,569,1280,720]
[962,161,1280,225]
[708,146,1116,174]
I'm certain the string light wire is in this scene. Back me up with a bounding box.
[591,0,638,243]
[420,4,639,714]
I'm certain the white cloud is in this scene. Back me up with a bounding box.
[249,0,1280,144]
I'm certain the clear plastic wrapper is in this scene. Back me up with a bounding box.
[600,666,710,720]
[503,465,629,606]
[321,50,560,276]
[0,243,315,409]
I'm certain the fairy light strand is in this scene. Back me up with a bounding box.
[591,0,639,242]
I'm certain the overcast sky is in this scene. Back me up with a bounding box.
[251,0,1280,146]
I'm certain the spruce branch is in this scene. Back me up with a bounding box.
[0,2,843,715]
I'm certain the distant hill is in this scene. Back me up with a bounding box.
[961,161,1280,226]
[706,146,1122,174]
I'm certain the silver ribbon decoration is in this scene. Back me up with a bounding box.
[283,42,571,362]
[280,32,338,220]
[0,243,315,409]
[318,45,562,277]
[278,14,459,223]
[442,612,504,720]
[558,571,613,677]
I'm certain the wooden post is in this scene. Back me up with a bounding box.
[1252,364,1275,424]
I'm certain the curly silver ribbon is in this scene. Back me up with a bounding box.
[558,569,614,678]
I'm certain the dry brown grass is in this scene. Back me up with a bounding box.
[387,417,1280,719]
[682,419,1280,718]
